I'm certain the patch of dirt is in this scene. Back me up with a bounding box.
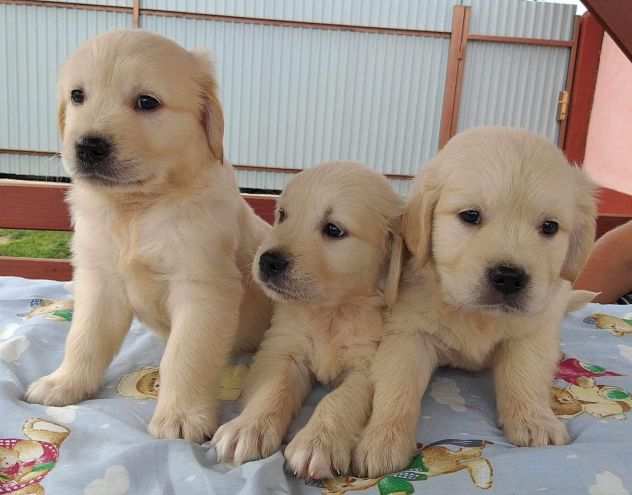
[0,236,11,246]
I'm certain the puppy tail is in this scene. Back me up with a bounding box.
[566,290,599,313]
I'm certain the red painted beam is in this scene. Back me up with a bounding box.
[0,257,73,281]
[0,181,71,231]
[597,187,632,216]
[581,0,632,62]
[563,13,604,165]
[0,180,276,231]
[0,180,277,281]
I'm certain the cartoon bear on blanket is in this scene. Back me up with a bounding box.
[321,439,493,494]
[0,418,70,495]
[552,377,632,419]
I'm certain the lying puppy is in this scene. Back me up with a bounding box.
[212,162,404,479]
[353,127,597,477]
[26,30,272,441]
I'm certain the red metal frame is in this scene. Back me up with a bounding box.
[1,179,629,281]
[0,2,630,282]
[581,0,632,62]
[0,180,277,281]
[439,6,470,149]
[563,13,604,165]
[561,13,632,217]
[558,16,582,148]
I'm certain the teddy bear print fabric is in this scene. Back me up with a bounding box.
[1,277,631,494]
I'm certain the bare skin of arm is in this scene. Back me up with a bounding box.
[574,220,632,303]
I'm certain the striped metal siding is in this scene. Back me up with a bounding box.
[143,14,449,179]
[0,154,413,195]
[0,154,66,180]
[233,169,412,195]
[39,0,131,6]
[0,1,576,192]
[140,0,458,32]
[464,0,576,40]
[0,4,132,153]
[457,41,570,142]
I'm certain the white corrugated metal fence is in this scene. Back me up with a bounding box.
[0,0,577,194]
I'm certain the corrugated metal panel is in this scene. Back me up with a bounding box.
[141,0,458,32]
[143,15,449,177]
[0,1,575,192]
[464,0,576,41]
[0,153,414,195]
[40,0,131,6]
[388,178,412,196]
[0,154,67,179]
[236,169,412,195]
[0,4,132,152]
[236,169,292,192]
[457,41,570,142]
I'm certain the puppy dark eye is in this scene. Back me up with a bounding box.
[541,220,559,236]
[323,223,346,239]
[135,94,161,111]
[278,208,286,224]
[70,89,85,105]
[458,209,481,225]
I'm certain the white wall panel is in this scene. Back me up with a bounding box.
[236,168,412,195]
[0,1,576,191]
[457,41,570,142]
[465,0,576,40]
[143,14,449,177]
[141,0,458,32]
[39,0,131,6]
[0,4,132,152]
[0,154,67,179]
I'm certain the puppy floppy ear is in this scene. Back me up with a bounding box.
[561,169,597,282]
[382,227,404,308]
[402,166,440,267]
[191,50,225,163]
[566,289,599,313]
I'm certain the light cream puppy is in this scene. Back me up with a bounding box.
[212,162,404,479]
[354,128,597,477]
[25,30,272,441]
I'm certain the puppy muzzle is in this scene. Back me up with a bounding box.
[73,133,121,184]
[480,263,531,312]
[259,250,290,281]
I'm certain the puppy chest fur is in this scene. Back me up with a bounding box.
[392,266,569,371]
[277,301,383,385]
[70,185,241,337]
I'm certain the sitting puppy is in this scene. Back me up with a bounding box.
[26,30,272,441]
[212,162,404,479]
[353,127,597,477]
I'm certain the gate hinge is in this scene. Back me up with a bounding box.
[557,90,570,121]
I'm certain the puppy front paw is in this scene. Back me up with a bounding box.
[352,420,417,478]
[149,400,217,443]
[502,410,569,447]
[25,370,98,406]
[284,425,353,479]
[211,414,284,464]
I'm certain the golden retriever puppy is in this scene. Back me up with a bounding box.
[211,162,404,479]
[353,127,597,477]
[25,30,272,441]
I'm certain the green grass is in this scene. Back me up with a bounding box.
[0,229,71,259]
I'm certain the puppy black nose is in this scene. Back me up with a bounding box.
[259,250,289,278]
[75,135,112,165]
[487,265,529,295]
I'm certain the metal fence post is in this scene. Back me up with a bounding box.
[439,5,471,149]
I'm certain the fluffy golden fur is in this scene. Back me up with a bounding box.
[25,30,272,441]
[212,162,404,479]
[353,127,597,477]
